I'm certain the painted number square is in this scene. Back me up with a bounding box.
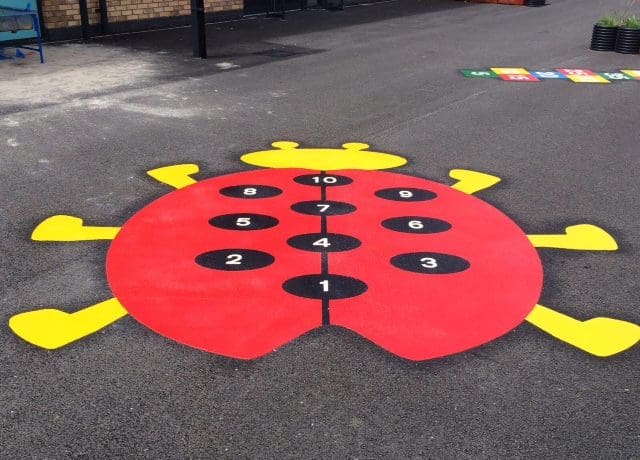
[460,69,498,78]
[499,74,540,82]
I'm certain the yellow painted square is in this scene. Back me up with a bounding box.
[567,75,610,84]
[621,70,640,79]
[491,67,530,75]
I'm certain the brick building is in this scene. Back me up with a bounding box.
[39,0,245,40]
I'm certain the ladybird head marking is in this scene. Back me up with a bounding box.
[240,141,407,171]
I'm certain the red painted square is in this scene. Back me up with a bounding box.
[556,69,596,77]
[499,74,540,82]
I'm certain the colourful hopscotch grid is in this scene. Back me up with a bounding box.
[491,67,539,82]
[461,68,640,84]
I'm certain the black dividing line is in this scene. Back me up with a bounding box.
[320,171,330,325]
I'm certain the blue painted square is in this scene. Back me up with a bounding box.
[531,71,567,80]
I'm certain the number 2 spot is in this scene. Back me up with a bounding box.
[196,249,275,271]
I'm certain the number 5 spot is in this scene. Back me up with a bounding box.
[209,214,279,231]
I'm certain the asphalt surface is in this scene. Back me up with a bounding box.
[1,0,639,457]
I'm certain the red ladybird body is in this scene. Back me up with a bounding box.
[106,167,543,360]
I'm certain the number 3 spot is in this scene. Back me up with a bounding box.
[390,252,470,274]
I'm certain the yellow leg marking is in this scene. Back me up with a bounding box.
[147,164,199,189]
[9,298,128,350]
[32,215,120,241]
[528,224,618,251]
[449,169,501,194]
[526,304,639,357]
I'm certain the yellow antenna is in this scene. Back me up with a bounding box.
[240,141,407,171]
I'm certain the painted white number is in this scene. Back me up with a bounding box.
[420,257,438,269]
[319,280,329,292]
[312,176,338,184]
[536,72,561,78]
[236,217,251,226]
[313,238,331,248]
[243,188,257,195]
[603,73,626,80]
[226,254,243,265]
[399,190,413,198]
[316,204,331,213]
[408,220,424,229]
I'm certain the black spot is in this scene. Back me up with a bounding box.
[219,185,282,199]
[375,187,437,202]
[283,274,368,300]
[294,174,353,187]
[291,200,356,216]
[390,252,470,274]
[287,233,361,252]
[210,214,279,231]
[196,249,275,271]
[382,217,451,234]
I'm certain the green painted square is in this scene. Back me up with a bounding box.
[461,69,498,79]
[599,72,634,82]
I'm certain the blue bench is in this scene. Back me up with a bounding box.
[0,3,44,63]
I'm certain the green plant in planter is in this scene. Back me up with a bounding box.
[615,14,640,53]
[597,14,622,27]
[621,15,640,28]
[591,14,622,51]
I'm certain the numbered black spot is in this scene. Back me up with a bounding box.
[283,274,368,300]
[196,249,275,271]
[287,233,361,252]
[209,213,279,231]
[390,252,470,275]
[375,187,436,202]
[291,201,357,216]
[382,216,451,234]
[294,174,353,187]
[219,185,282,199]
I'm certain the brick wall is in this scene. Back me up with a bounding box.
[40,0,242,31]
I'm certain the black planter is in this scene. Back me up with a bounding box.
[615,27,640,54]
[590,24,618,51]
[524,0,545,6]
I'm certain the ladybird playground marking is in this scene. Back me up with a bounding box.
[462,68,640,83]
[9,142,640,361]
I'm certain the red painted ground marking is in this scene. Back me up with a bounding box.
[107,168,543,360]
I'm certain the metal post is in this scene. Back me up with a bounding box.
[99,0,109,34]
[190,0,206,58]
[78,0,90,41]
